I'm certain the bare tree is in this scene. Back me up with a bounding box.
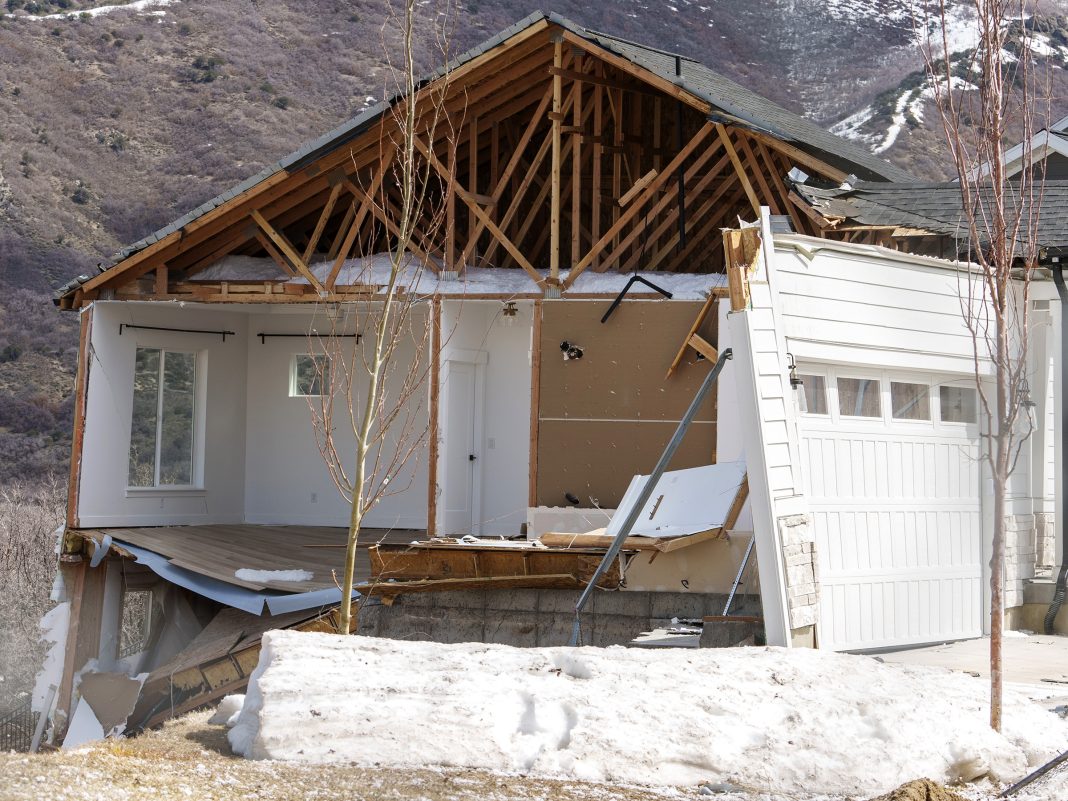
[306,0,456,635]
[918,0,1050,731]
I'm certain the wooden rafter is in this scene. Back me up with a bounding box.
[412,136,543,287]
[250,209,325,292]
[562,121,714,287]
[716,123,761,217]
[327,149,395,288]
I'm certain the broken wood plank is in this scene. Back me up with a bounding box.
[617,169,658,207]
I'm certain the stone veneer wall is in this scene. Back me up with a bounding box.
[778,514,818,630]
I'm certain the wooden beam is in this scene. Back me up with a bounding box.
[592,74,603,252]
[327,150,396,287]
[550,35,563,282]
[460,85,555,267]
[736,133,781,215]
[342,177,437,269]
[529,299,542,507]
[746,129,849,183]
[617,169,658,207]
[666,293,716,379]
[427,298,441,536]
[687,333,718,362]
[716,123,761,217]
[66,308,92,528]
[412,136,543,287]
[301,181,344,263]
[752,138,807,234]
[253,229,297,277]
[571,62,583,266]
[251,209,326,292]
[562,121,714,287]
[153,264,169,296]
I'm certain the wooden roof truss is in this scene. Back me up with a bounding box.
[61,21,851,309]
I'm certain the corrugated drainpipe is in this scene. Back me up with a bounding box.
[1046,263,1068,634]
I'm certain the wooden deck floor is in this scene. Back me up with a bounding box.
[80,524,423,592]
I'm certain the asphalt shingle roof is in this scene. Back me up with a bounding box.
[794,180,1068,253]
[101,11,912,275]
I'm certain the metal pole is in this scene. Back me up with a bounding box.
[568,349,733,646]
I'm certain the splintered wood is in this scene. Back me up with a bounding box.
[368,541,622,594]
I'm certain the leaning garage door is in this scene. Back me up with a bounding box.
[796,366,983,651]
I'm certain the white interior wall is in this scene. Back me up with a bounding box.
[439,299,532,536]
[243,306,429,529]
[77,302,249,527]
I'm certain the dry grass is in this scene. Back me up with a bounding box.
[0,710,693,801]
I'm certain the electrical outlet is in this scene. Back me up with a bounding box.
[311,492,318,504]
[488,437,496,449]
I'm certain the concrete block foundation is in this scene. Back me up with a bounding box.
[357,589,763,648]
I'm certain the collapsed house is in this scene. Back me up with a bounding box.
[42,12,1065,742]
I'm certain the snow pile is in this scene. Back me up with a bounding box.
[234,568,313,583]
[209,694,245,726]
[228,632,1068,796]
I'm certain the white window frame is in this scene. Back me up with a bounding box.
[289,353,331,398]
[796,371,831,418]
[126,346,205,492]
[796,363,978,435]
[835,373,885,421]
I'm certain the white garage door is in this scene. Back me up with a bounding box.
[797,366,984,651]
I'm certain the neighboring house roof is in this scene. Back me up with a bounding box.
[793,180,1068,253]
[86,11,910,278]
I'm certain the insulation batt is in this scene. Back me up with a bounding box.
[228,631,1068,797]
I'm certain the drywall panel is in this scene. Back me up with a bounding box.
[536,419,716,508]
[623,532,757,594]
[243,307,429,529]
[78,302,248,526]
[538,300,717,420]
[439,300,532,536]
[535,300,717,507]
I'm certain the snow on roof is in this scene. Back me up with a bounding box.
[195,252,726,298]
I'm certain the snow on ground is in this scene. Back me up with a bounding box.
[228,631,1068,798]
[21,0,176,20]
[233,568,313,583]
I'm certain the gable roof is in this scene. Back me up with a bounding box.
[61,11,912,298]
[793,180,1068,254]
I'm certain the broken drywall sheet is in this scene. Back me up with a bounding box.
[615,461,746,539]
[78,671,148,737]
[32,601,70,715]
[61,697,105,750]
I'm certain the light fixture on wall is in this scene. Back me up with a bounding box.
[787,352,803,390]
[500,301,518,327]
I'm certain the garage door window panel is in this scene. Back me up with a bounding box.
[837,377,882,418]
[798,374,828,415]
[891,382,931,421]
[940,385,978,423]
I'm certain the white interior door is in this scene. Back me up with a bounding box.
[441,355,484,536]
[796,365,984,651]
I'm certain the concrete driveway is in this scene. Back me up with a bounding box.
[878,633,1068,686]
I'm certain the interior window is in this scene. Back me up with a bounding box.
[798,374,828,415]
[940,385,978,423]
[129,347,196,487]
[292,354,329,397]
[837,377,882,418]
[891,381,930,421]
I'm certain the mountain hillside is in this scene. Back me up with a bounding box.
[0,0,1066,481]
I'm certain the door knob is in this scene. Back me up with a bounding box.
[469,454,477,461]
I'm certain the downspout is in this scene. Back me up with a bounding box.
[1046,264,1068,634]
